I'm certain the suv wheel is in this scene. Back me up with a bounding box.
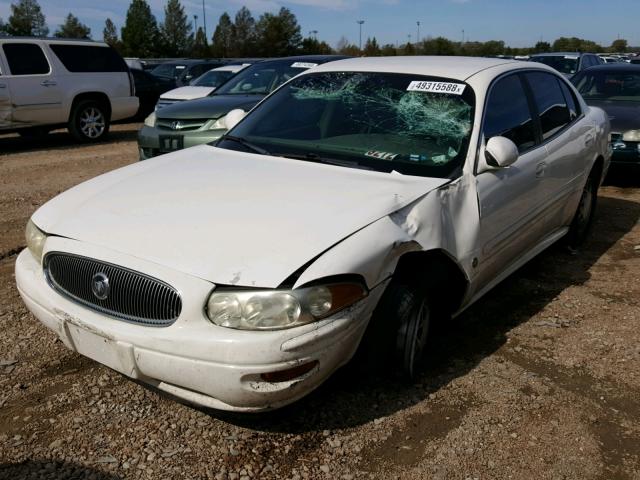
[69,100,110,142]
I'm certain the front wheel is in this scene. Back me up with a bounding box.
[566,170,598,249]
[68,100,110,142]
[362,280,432,380]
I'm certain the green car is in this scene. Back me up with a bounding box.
[138,55,347,160]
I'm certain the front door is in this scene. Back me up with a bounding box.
[2,42,64,127]
[474,73,549,290]
[0,60,11,129]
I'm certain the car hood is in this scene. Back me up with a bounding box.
[32,146,448,288]
[160,86,216,100]
[156,94,264,120]
[586,99,640,133]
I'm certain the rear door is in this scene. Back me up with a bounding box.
[0,48,11,128]
[2,42,64,126]
[523,71,589,231]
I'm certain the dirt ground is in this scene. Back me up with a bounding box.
[0,124,639,480]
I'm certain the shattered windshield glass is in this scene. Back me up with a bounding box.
[217,72,475,178]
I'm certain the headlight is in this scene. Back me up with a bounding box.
[25,219,47,263]
[207,116,226,130]
[206,283,367,330]
[622,129,640,142]
[144,112,156,127]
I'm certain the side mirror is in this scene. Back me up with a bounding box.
[484,136,519,168]
[224,109,247,130]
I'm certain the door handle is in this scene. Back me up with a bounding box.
[584,134,594,147]
[535,161,546,178]
[41,80,57,87]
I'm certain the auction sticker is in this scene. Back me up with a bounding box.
[291,62,318,68]
[407,81,466,95]
[365,150,398,160]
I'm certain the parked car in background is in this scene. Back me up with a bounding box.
[155,64,249,110]
[599,55,622,64]
[150,59,226,88]
[16,56,610,411]
[0,38,138,142]
[130,69,175,118]
[138,55,348,159]
[572,63,640,171]
[530,52,603,78]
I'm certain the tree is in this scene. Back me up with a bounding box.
[300,37,332,55]
[363,37,381,56]
[552,36,602,53]
[231,7,256,57]
[534,41,551,53]
[610,39,627,53]
[54,13,90,39]
[255,7,302,57]
[402,42,415,55]
[336,36,359,56]
[191,26,209,57]
[211,12,233,57]
[160,0,192,57]
[0,18,6,36]
[6,0,48,37]
[121,0,159,57]
[103,18,119,47]
[421,37,456,55]
[381,43,397,56]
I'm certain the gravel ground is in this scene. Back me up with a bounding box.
[1,126,639,480]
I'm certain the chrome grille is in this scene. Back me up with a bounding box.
[156,118,206,131]
[44,252,181,327]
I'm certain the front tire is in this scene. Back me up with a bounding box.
[566,169,598,249]
[68,100,110,142]
[362,280,432,379]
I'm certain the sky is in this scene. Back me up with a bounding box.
[0,0,638,49]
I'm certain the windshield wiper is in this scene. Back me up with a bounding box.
[275,152,373,170]
[222,135,271,156]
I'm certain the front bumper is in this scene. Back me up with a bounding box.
[15,238,382,411]
[138,124,227,160]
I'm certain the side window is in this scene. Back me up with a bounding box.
[558,80,580,120]
[526,72,572,140]
[49,45,127,73]
[484,74,537,152]
[2,43,50,75]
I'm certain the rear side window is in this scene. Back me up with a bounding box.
[49,45,127,73]
[558,80,580,119]
[484,74,536,152]
[2,43,50,75]
[526,72,572,140]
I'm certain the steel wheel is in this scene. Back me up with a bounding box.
[79,107,106,139]
[566,171,598,249]
[398,295,430,379]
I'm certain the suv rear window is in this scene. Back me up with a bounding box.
[49,44,127,73]
[2,43,50,75]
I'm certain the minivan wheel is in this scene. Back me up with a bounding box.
[69,100,110,142]
[566,170,598,249]
[361,280,431,380]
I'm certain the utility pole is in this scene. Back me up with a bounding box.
[357,20,365,52]
[202,0,207,41]
[416,21,421,44]
[462,29,465,44]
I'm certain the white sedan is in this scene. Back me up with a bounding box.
[16,57,610,411]
[155,64,249,110]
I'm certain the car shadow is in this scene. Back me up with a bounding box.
[604,167,640,188]
[0,123,140,156]
[203,194,640,433]
[0,459,121,479]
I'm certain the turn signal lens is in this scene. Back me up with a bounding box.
[25,219,47,263]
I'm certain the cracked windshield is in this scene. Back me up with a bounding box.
[218,72,475,178]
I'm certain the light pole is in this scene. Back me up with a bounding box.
[461,29,465,44]
[309,30,318,40]
[193,14,198,33]
[416,21,421,44]
[357,20,365,51]
[202,0,207,41]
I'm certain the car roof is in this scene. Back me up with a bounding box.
[581,63,640,72]
[210,64,247,72]
[0,37,109,47]
[257,55,350,64]
[529,52,590,57]
[309,56,530,81]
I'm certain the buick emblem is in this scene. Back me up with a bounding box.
[91,272,110,300]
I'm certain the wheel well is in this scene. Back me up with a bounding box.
[591,155,605,185]
[69,93,112,122]
[392,250,468,316]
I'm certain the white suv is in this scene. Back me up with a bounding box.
[0,38,138,142]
